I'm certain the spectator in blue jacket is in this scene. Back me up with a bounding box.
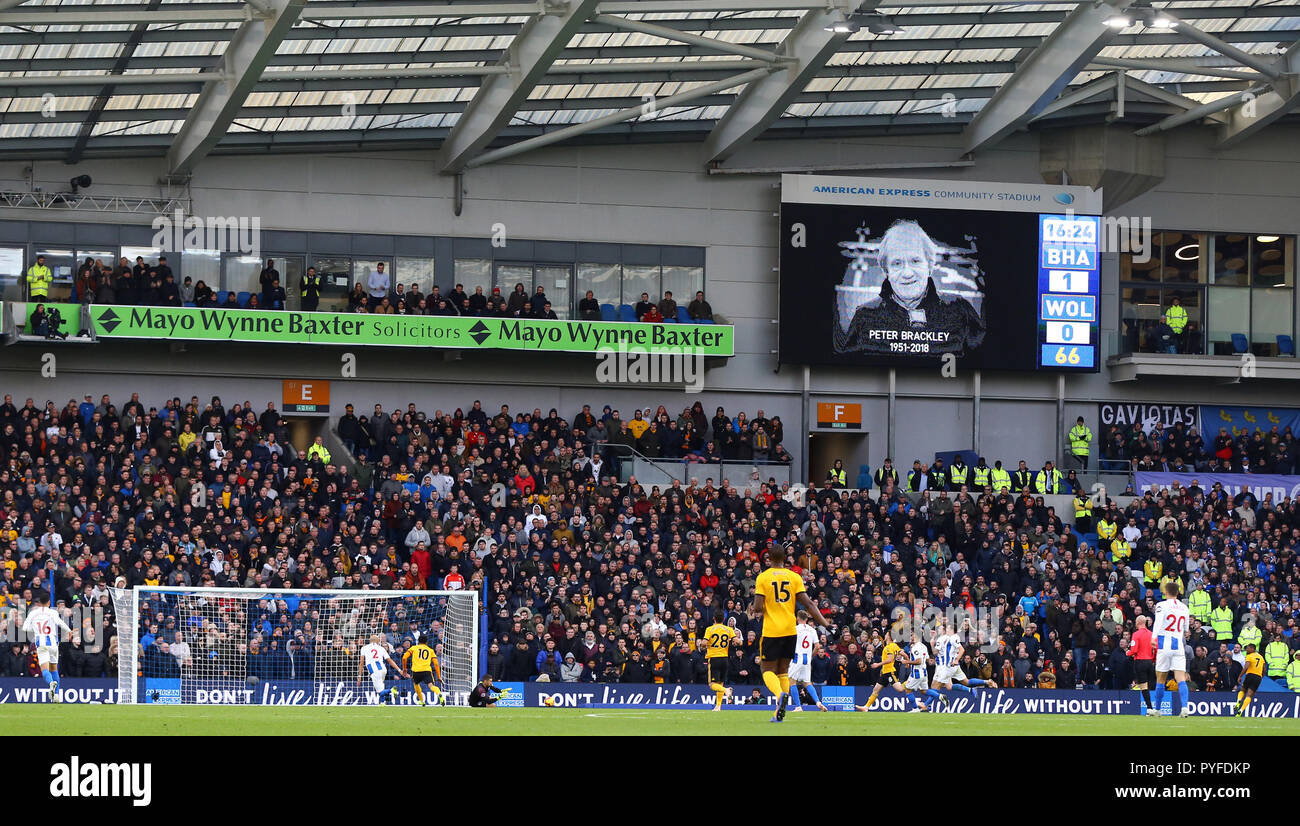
[856,464,872,490]
[535,639,562,681]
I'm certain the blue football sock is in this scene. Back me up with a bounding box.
[966,679,987,687]
[41,669,53,687]
[1152,682,1166,711]
[788,686,800,707]
[952,683,974,694]
[926,688,942,702]
[804,684,821,704]
[50,667,60,684]
[1177,682,1189,713]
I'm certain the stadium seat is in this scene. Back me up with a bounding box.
[217,290,229,305]
[1279,335,1295,356]
[600,303,617,322]
[619,304,637,323]
[676,307,690,324]
[1231,333,1249,354]
[237,291,251,308]
[183,302,196,308]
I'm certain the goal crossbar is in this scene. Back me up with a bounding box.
[111,586,479,706]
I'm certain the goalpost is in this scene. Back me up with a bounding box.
[110,587,478,706]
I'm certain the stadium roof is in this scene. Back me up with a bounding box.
[0,0,1297,171]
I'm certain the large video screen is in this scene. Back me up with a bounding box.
[778,174,1102,372]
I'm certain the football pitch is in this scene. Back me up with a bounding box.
[5,705,1299,736]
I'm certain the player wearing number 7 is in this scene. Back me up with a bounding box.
[21,592,72,703]
[748,545,831,723]
[1152,582,1193,718]
[359,634,407,705]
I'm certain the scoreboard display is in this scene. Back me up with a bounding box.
[1038,214,1101,370]
[778,174,1103,372]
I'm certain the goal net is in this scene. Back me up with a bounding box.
[110,587,478,706]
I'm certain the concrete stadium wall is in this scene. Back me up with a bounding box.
[3,125,1300,478]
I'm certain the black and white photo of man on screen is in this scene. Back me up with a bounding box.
[834,219,986,357]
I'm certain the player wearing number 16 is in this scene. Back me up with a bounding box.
[749,545,831,723]
[22,592,72,703]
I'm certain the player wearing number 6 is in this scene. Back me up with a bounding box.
[21,592,72,703]
[749,545,831,723]
[1152,582,1192,718]
[788,611,827,712]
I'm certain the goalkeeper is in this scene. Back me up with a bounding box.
[468,674,503,708]
[403,631,444,706]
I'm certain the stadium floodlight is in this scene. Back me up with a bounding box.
[823,15,857,34]
[865,16,902,35]
[1111,3,1177,30]
[69,174,92,192]
[111,587,479,706]
[823,13,901,36]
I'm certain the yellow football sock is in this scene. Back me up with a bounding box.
[414,685,424,703]
[762,671,783,698]
[1242,695,1253,711]
[1236,690,1244,704]
[714,688,725,707]
[866,693,878,708]
[779,674,790,695]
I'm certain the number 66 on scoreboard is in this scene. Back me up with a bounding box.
[1041,345,1095,368]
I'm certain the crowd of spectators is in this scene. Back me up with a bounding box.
[0,390,1297,697]
[336,399,792,470]
[1101,419,1299,475]
[51,253,718,324]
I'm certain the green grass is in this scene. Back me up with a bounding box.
[4,705,1299,736]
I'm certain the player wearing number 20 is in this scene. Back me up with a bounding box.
[1152,582,1193,718]
[749,545,831,723]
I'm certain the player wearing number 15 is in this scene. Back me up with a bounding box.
[704,610,738,711]
[1153,582,1193,718]
[749,545,831,723]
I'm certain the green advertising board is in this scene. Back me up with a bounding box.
[89,306,734,356]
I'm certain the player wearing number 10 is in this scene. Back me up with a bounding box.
[403,631,445,707]
[749,545,831,723]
